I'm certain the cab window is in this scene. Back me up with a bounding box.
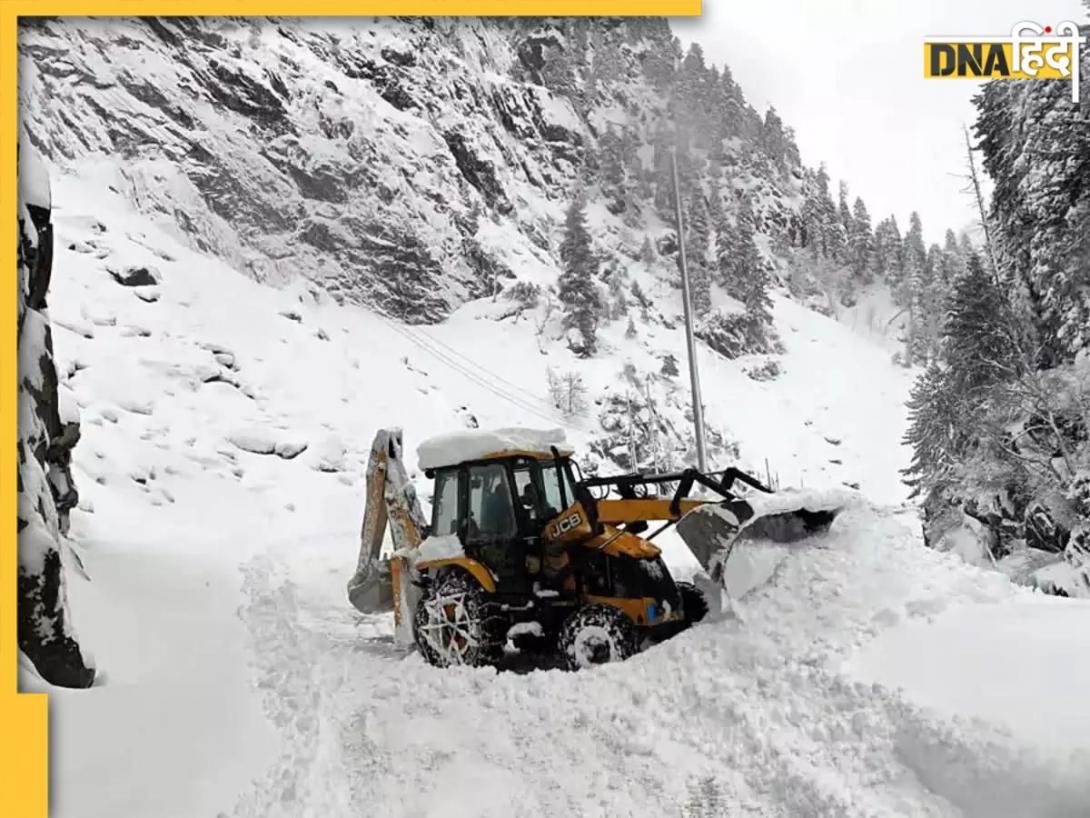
[466,463,516,541]
[540,461,574,515]
[431,469,460,536]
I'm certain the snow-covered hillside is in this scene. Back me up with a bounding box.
[20,163,1090,817]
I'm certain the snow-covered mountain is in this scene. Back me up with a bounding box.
[16,15,1090,818]
[22,17,697,320]
[19,16,914,478]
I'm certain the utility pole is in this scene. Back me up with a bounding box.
[671,147,708,472]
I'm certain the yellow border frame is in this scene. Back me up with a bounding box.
[2,2,700,816]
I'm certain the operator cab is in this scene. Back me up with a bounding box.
[427,453,579,541]
[425,451,581,592]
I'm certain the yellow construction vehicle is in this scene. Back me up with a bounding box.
[347,428,840,670]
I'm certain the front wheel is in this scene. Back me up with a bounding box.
[413,571,502,668]
[559,604,639,670]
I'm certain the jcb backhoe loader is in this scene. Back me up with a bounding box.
[347,428,841,670]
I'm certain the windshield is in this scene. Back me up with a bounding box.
[544,458,578,512]
[512,458,578,525]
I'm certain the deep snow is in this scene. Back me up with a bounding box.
[19,163,1090,817]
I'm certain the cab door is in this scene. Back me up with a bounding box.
[463,462,525,592]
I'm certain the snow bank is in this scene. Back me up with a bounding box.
[417,427,570,470]
[847,594,1090,756]
[745,485,856,519]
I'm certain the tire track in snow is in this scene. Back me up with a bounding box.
[232,554,347,818]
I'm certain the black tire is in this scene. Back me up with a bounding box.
[413,571,503,668]
[677,581,709,627]
[558,604,639,670]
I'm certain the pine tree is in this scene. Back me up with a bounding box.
[639,236,656,266]
[958,231,974,259]
[873,215,904,287]
[719,196,772,323]
[902,253,1020,502]
[975,58,1090,364]
[922,243,946,361]
[761,106,793,170]
[621,128,643,228]
[598,125,626,215]
[901,361,959,498]
[707,188,724,230]
[606,263,628,320]
[686,188,712,317]
[837,182,853,235]
[902,211,929,364]
[676,43,711,148]
[801,165,843,259]
[652,126,674,221]
[848,197,874,282]
[942,252,1019,396]
[557,194,601,355]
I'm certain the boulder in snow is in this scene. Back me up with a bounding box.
[109,264,161,287]
[274,440,308,460]
[227,431,277,455]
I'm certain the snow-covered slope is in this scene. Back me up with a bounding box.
[21,164,1090,817]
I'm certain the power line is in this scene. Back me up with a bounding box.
[363,303,596,434]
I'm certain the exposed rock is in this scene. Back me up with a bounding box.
[1024,502,1069,554]
[746,360,782,382]
[443,131,510,213]
[274,441,308,460]
[16,137,95,688]
[696,310,782,361]
[227,431,277,455]
[109,264,160,286]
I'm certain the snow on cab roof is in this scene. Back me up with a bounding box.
[417,428,571,470]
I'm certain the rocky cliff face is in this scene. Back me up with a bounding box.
[17,135,95,689]
[20,17,861,483]
[18,17,804,324]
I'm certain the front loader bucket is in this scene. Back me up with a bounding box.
[676,490,844,579]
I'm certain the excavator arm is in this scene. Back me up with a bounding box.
[594,498,708,525]
[347,428,428,640]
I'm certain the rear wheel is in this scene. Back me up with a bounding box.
[413,571,503,668]
[559,604,639,670]
[677,581,709,627]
